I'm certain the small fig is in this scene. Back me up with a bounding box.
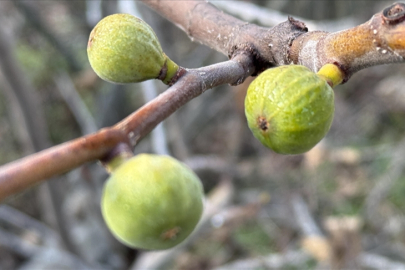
[101,154,204,250]
[87,14,178,84]
[245,65,335,155]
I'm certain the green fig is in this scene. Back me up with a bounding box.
[101,154,204,250]
[87,13,178,84]
[245,65,335,155]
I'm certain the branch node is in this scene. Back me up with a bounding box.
[167,67,187,86]
[231,44,267,76]
[383,3,405,25]
[288,16,308,32]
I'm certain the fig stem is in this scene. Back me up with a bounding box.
[101,143,134,173]
[162,55,180,85]
[316,64,344,88]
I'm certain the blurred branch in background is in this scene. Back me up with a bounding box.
[54,72,98,135]
[365,138,405,228]
[0,205,92,269]
[0,21,49,153]
[13,0,82,72]
[141,80,170,156]
[292,193,405,269]
[212,0,359,31]
[359,253,405,270]
[132,179,234,270]
[291,194,332,263]
[0,16,80,258]
[0,227,92,270]
[214,250,309,270]
[85,0,101,27]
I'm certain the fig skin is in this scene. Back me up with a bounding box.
[87,14,176,84]
[245,65,334,155]
[101,154,204,250]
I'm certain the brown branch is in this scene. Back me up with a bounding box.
[115,53,254,143]
[290,3,405,80]
[0,129,128,201]
[140,0,308,73]
[143,1,405,79]
[0,54,254,202]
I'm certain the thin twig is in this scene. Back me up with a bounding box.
[0,227,91,269]
[291,194,323,236]
[184,155,229,174]
[359,252,405,270]
[13,0,81,72]
[0,227,40,257]
[213,250,310,270]
[114,53,254,141]
[0,19,81,256]
[0,54,254,201]
[365,138,405,227]
[0,205,60,245]
[85,0,102,27]
[54,72,98,135]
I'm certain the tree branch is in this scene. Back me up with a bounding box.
[0,54,253,201]
[140,0,308,73]
[0,129,128,201]
[143,1,405,79]
[290,3,405,80]
[115,53,253,143]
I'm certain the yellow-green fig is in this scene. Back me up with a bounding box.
[87,14,178,84]
[101,154,204,250]
[245,65,335,155]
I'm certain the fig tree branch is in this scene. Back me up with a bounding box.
[142,1,405,79]
[0,54,254,201]
[141,0,307,73]
[290,2,405,80]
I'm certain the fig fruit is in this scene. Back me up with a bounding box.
[101,154,204,250]
[87,14,178,84]
[245,65,334,155]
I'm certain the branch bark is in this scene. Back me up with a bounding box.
[0,54,253,201]
[141,0,308,73]
[290,3,405,80]
[143,1,405,80]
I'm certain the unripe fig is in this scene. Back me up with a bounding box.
[87,14,178,84]
[245,65,335,155]
[101,154,204,250]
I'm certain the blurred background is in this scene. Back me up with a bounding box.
[1,0,405,269]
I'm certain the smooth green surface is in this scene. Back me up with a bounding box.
[101,154,204,250]
[87,14,166,84]
[245,65,335,155]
